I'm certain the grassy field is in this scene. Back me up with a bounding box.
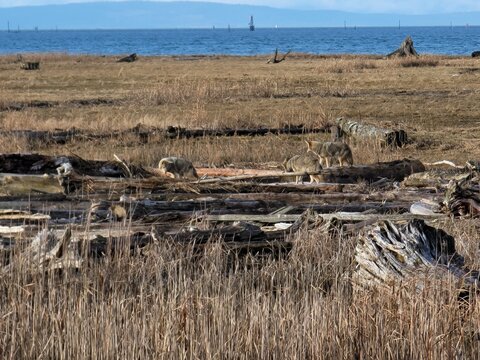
[1,54,479,166]
[0,54,480,359]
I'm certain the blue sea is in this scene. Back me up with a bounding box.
[0,27,479,56]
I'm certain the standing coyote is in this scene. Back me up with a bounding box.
[158,157,199,179]
[282,152,323,184]
[305,140,353,168]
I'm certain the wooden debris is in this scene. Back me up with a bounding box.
[267,48,291,64]
[387,36,419,58]
[206,212,445,224]
[0,174,64,195]
[22,61,40,70]
[335,117,408,147]
[0,124,330,143]
[118,53,138,63]
[165,124,328,139]
[443,174,480,217]
[3,227,82,272]
[402,168,470,188]
[317,158,424,183]
[352,219,477,291]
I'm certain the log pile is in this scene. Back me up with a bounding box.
[0,150,479,297]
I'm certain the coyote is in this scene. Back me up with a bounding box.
[282,152,323,184]
[158,157,199,179]
[305,140,353,168]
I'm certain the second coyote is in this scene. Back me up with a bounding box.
[305,140,353,168]
[158,157,199,179]
[283,152,323,184]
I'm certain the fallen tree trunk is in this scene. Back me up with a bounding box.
[165,124,328,139]
[205,212,445,223]
[352,219,478,292]
[317,158,424,183]
[0,124,330,144]
[336,117,408,147]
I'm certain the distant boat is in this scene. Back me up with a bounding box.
[249,16,255,31]
[228,24,231,32]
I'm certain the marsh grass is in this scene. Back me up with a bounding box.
[1,219,479,359]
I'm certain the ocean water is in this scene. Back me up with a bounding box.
[0,27,479,56]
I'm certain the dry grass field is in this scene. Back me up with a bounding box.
[0,54,480,359]
[1,54,479,166]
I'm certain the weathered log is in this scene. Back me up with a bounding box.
[118,53,138,63]
[442,174,480,217]
[387,36,419,58]
[0,173,64,195]
[87,198,286,223]
[165,124,328,139]
[352,219,478,291]
[402,169,470,188]
[206,212,445,224]
[3,227,82,272]
[0,124,330,143]
[336,117,408,147]
[22,61,40,70]
[0,153,128,177]
[317,158,424,183]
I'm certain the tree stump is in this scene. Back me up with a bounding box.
[442,173,480,217]
[352,219,478,292]
[387,36,419,58]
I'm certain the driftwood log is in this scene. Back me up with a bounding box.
[118,53,138,63]
[165,124,328,139]
[3,227,82,272]
[352,219,478,292]
[387,36,419,58]
[22,62,40,70]
[0,124,329,144]
[317,158,424,183]
[336,117,408,147]
[443,174,480,217]
[266,48,291,64]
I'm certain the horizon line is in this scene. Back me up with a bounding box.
[2,25,479,31]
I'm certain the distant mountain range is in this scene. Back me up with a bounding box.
[1,1,479,30]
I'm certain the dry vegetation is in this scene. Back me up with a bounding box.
[1,54,480,358]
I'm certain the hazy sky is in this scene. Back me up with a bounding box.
[2,0,480,14]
